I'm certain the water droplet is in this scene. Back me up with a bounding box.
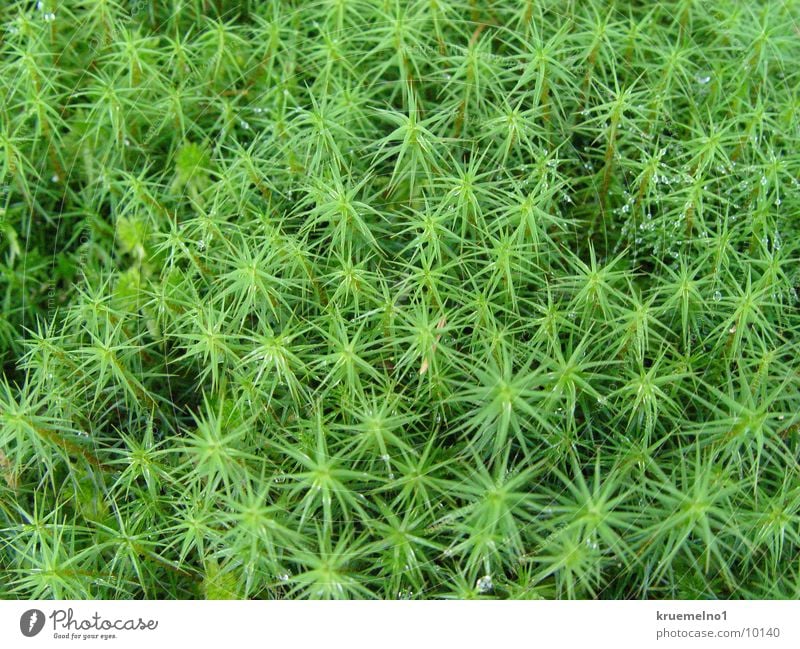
[695,75,711,85]
[713,290,722,302]
[476,575,493,594]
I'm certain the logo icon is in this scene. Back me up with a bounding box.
[20,609,45,637]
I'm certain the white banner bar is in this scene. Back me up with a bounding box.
[1,600,796,649]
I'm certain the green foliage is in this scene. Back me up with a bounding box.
[1,0,800,600]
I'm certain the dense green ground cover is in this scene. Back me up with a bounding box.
[1,0,800,599]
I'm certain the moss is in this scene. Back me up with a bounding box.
[1,0,799,599]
